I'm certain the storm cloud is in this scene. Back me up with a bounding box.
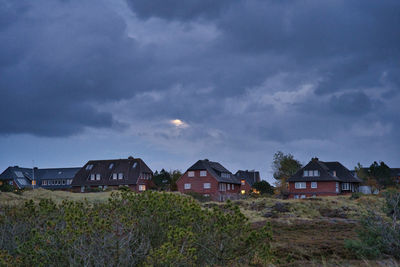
[0,0,399,177]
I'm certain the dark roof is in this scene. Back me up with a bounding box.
[71,157,153,187]
[235,170,260,186]
[187,159,240,184]
[0,166,80,189]
[288,158,362,183]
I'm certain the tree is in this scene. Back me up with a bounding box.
[271,151,302,197]
[152,169,171,191]
[369,161,395,188]
[252,181,274,195]
[169,170,182,191]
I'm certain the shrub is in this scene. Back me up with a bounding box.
[0,191,273,266]
[350,192,362,200]
[184,191,211,202]
[0,183,14,192]
[345,190,400,259]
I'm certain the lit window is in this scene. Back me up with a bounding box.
[96,174,101,180]
[109,163,114,169]
[200,171,207,177]
[132,162,137,169]
[184,183,191,189]
[118,173,123,180]
[241,180,245,185]
[311,182,317,188]
[112,173,117,180]
[295,182,306,189]
[203,183,211,189]
[139,185,146,191]
[188,171,195,177]
[241,190,246,194]
[90,174,95,181]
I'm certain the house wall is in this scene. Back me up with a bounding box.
[177,170,240,201]
[240,180,253,194]
[288,181,338,198]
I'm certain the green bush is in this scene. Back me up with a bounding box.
[184,191,211,202]
[350,192,362,200]
[0,183,14,192]
[0,191,272,266]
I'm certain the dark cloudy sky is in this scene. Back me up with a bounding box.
[1,0,399,182]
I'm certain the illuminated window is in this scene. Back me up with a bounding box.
[241,190,246,194]
[200,171,207,177]
[241,180,245,185]
[188,171,195,177]
[139,185,146,191]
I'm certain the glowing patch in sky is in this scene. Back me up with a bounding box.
[170,119,188,128]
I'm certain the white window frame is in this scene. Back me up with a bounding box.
[219,183,226,191]
[200,170,207,177]
[203,183,211,189]
[188,171,195,177]
[295,182,306,189]
[342,182,350,190]
[232,184,235,190]
[311,182,317,188]
[227,184,230,190]
[118,173,123,180]
[184,183,191,190]
[90,174,95,181]
[313,170,319,177]
[138,185,146,191]
[303,170,309,177]
[43,180,47,186]
[112,173,117,180]
[96,174,101,180]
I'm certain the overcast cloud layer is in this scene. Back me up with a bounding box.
[0,0,399,180]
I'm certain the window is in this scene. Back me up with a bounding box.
[313,170,320,177]
[118,173,123,180]
[184,183,191,189]
[132,162,137,169]
[139,185,146,191]
[336,182,339,193]
[109,163,114,169]
[342,182,350,190]
[221,173,230,178]
[96,174,101,180]
[62,180,66,185]
[295,182,306,189]
[303,170,309,177]
[86,164,93,171]
[300,195,306,199]
[241,180,245,185]
[67,179,72,185]
[241,190,246,195]
[81,186,85,193]
[219,183,226,191]
[200,171,207,177]
[188,171,195,177]
[333,170,337,177]
[112,173,117,180]
[42,180,47,186]
[203,183,211,189]
[232,184,235,190]
[227,184,230,190]
[311,182,317,188]
[294,195,299,199]
[90,174,95,181]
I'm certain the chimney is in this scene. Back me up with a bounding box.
[312,157,319,162]
[204,159,209,161]
[128,156,134,160]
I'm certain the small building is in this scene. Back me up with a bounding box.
[177,159,241,201]
[235,170,261,194]
[71,156,154,193]
[287,157,362,199]
[0,166,80,190]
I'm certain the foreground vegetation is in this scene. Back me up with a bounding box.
[0,191,271,266]
[0,190,399,266]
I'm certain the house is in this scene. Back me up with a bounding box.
[71,156,154,192]
[235,170,261,194]
[287,158,362,199]
[0,166,80,190]
[391,168,400,184]
[177,159,241,201]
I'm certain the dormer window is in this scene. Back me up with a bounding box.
[333,170,337,177]
[90,174,95,180]
[221,173,230,179]
[303,170,320,177]
[112,173,117,180]
[109,163,114,169]
[86,164,93,171]
[96,174,101,180]
[118,173,123,180]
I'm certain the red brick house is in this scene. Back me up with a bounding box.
[235,170,261,194]
[287,158,362,199]
[71,156,154,192]
[177,159,241,201]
